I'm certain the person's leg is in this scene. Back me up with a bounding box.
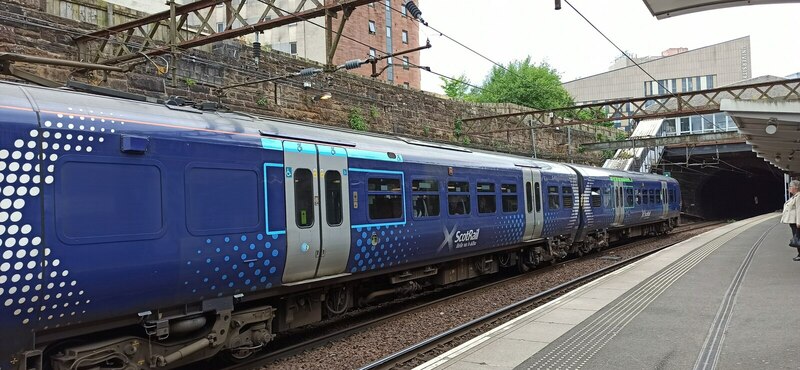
[792,225,800,261]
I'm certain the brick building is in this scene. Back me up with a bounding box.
[104,0,422,89]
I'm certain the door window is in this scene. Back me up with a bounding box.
[294,169,314,228]
[325,170,343,226]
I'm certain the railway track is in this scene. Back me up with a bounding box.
[219,221,723,370]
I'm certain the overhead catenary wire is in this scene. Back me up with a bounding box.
[562,0,724,131]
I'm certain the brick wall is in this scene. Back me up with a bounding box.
[0,0,619,165]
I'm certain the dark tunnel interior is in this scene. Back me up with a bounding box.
[695,167,785,220]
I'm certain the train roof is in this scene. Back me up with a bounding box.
[1,81,669,181]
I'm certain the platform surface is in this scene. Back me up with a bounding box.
[415,213,800,370]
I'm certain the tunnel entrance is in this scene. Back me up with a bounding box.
[661,146,785,220]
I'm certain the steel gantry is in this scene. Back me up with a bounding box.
[459,77,800,149]
[74,0,381,73]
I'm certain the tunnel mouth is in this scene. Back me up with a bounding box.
[696,167,784,220]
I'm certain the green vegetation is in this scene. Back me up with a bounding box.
[440,73,472,100]
[348,108,368,131]
[368,105,381,120]
[183,77,197,87]
[256,96,268,107]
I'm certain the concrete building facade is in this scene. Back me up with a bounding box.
[563,36,751,130]
[104,0,421,89]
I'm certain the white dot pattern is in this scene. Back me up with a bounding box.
[2,110,114,326]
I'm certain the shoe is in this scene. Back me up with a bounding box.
[793,256,800,261]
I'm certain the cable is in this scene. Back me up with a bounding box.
[562,0,724,131]
[386,2,512,75]
[264,2,485,91]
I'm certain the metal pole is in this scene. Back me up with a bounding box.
[169,0,177,87]
[567,126,572,162]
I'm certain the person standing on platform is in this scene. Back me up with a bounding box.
[781,180,800,261]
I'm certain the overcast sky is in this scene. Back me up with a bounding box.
[415,0,800,94]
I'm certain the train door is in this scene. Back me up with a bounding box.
[523,168,544,240]
[282,141,350,283]
[316,145,351,276]
[613,181,624,226]
[660,180,668,219]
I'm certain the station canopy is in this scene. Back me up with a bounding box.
[642,0,799,18]
[723,99,800,173]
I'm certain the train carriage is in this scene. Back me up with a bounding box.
[0,81,679,370]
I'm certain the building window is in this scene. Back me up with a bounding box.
[369,48,376,58]
[368,178,403,220]
[402,56,409,70]
[289,42,297,55]
[401,3,407,16]
[386,25,391,38]
[401,30,408,44]
[403,82,410,89]
[368,20,376,34]
[217,22,224,33]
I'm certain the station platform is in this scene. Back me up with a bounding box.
[415,213,800,370]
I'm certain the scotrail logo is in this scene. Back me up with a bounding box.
[438,225,481,253]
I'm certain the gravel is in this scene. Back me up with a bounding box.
[264,223,722,370]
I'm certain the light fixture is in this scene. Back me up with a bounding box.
[765,123,777,135]
[311,92,332,102]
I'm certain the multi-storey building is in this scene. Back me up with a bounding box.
[563,36,751,131]
[106,0,421,89]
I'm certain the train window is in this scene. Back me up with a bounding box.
[624,188,634,208]
[477,182,496,214]
[590,187,601,207]
[369,178,402,192]
[448,181,471,215]
[562,186,573,208]
[603,187,611,208]
[58,161,164,242]
[535,182,542,212]
[448,181,469,193]
[325,171,343,226]
[648,189,656,204]
[413,195,440,217]
[658,189,664,204]
[412,179,439,191]
[636,189,643,205]
[641,189,648,205]
[448,195,471,215]
[526,182,533,212]
[369,176,403,220]
[413,179,440,218]
[294,169,315,228]
[548,186,560,209]
[502,184,518,212]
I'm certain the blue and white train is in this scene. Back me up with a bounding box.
[0,81,680,370]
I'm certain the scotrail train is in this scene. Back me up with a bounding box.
[0,81,679,370]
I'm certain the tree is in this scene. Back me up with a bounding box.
[440,73,472,100]
[473,57,573,110]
